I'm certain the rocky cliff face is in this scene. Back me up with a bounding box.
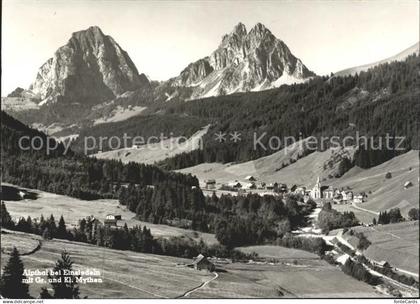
[29,26,149,105]
[169,22,315,98]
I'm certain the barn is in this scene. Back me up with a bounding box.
[192,254,215,272]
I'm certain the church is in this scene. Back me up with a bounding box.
[310,177,322,199]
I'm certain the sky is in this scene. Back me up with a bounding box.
[2,0,419,94]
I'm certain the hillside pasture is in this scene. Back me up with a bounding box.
[1,231,212,298]
[343,221,419,274]
[189,258,384,298]
[2,183,217,245]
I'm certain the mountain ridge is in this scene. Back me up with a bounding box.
[166,22,315,99]
[333,42,419,77]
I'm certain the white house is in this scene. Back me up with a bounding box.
[205,179,216,190]
[341,191,353,201]
[228,181,242,188]
[353,194,365,203]
[243,182,256,190]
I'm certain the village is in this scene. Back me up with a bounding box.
[203,176,369,205]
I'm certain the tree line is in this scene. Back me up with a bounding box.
[2,110,199,203]
[119,187,316,247]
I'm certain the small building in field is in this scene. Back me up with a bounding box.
[372,260,391,269]
[243,182,257,190]
[257,182,266,189]
[266,182,278,190]
[277,183,288,193]
[404,181,413,189]
[227,181,242,189]
[205,179,216,190]
[104,214,120,226]
[192,254,215,272]
[353,193,366,203]
[245,175,257,182]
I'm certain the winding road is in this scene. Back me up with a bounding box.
[177,272,219,298]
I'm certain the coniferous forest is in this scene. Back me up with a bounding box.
[155,55,419,169]
[1,111,314,247]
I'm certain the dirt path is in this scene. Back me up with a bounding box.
[351,202,379,216]
[394,268,419,278]
[177,271,218,298]
[21,240,43,256]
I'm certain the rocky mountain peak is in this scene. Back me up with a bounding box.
[29,25,149,106]
[250,22,271,36]
[169,22,315,99]
[231,22,247,36]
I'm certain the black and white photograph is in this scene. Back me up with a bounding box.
[1,0,419,301]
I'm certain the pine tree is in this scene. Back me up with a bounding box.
[0,247,30,298]
[48,214,57,236]
[372,217,377,225]
[0,201,14,229]
[56,216,68,239]
[48,251,80,299]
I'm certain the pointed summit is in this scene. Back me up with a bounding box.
[232,22,247,36]
[30,26,149,106]
[249,22,272,38]
[170,22,315,99]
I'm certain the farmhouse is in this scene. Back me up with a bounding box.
[104,214,121,226]
[372,260,391,269]
[257,182,266,189]
[191,254,215,272]
[243,182,257,190]
[353,193,366,203]
[205,179,216,190]
[227,181,242,188]
[341,191,353,201]
[278,183,288,193]
[266,182,278,190]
